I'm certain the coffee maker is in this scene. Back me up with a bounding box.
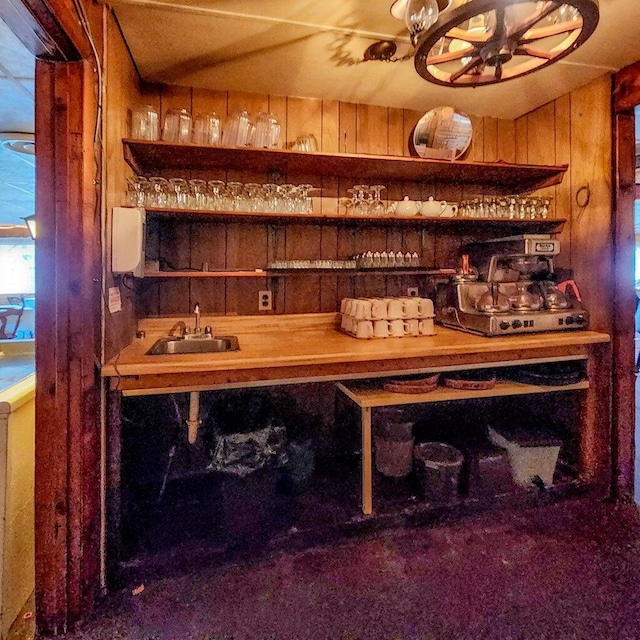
[436,235,588,336]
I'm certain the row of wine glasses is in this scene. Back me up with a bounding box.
[459,195,553,219]
[126,176,318,214]
[342,184,387,216]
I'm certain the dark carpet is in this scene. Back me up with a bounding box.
[51,497,640,640]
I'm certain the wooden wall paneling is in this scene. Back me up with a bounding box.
[466,114,485,163]
[225,222,269,314]
[157,219,191,315]
[337,227,356,302]
[569,75,614,333]
[268,224,286,312]
[388,107,405,158]
[320,225,339,311]
[386,226,404,297]
[613,59,640,112]
[321,99,340,153]
[554,94,573,267]
[284,224,322,313]
[354,225,387,298]
[286,96,322,148]
[35,58,102,633]
[612,108,637,496]
[497,119,516,163]
[483,117,499,163]
[356,104,388,156]
[226,90,268,118]
[515,116,528,164]
[189,220,226,314]
[339,102,357,154]
[321,101,340,215]
[403,109,423,157]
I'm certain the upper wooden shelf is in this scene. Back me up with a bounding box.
[143,206,566,232]
[123,140,568,192]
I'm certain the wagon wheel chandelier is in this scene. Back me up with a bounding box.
[390,0,599,87]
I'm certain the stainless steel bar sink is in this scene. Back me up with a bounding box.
[146,335,240,355]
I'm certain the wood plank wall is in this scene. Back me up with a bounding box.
[514,75,614,334]
[111,87,519,320]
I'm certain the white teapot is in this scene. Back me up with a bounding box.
[419,196,447,217]
[395,196,419,217]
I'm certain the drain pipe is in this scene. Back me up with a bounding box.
[187,391,201,444]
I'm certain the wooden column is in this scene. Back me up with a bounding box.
[34,58,102,635]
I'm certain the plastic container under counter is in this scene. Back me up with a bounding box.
[487,425,562,488]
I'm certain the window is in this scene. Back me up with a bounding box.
[0,238,34,294]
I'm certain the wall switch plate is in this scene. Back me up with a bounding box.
[258,290,273,311]
[407,287,419,297]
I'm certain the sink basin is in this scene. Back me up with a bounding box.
[146,335,240,355]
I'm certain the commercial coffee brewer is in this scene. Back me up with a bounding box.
[436,235,588,336]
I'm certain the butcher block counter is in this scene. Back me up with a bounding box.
[102,313,610,396]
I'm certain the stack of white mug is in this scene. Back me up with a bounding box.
[340,297,435,339]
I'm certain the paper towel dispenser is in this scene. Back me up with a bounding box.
[112,207,145,277]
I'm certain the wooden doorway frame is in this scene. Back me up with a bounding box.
[612,62,640,497]
[0,0,104,634]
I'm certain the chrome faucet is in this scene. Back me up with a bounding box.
[193,302,201,335]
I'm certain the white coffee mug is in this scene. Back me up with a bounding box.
[401,297,420,319]
[340,298,351,314]
[386,298,405,320]
[389,318,409,337]
[353,298,372,320]
[355,319,374,339]
[341,315,355,333]
[370,298,388,320]
[440,203,459,218]
[373,319,390,338]
[419,318,436,335]
[417,298,435,318]
[405,318,420,336]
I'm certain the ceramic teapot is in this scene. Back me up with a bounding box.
[395,196,419,217]
[419,196,447,217]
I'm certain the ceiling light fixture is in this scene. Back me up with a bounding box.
[0,132,35,156]
[391,0,599,87]
[21,215,36,240]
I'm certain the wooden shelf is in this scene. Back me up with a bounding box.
[336,379,589,408]
[123,140,567,193]
[142,268,454,279]
[143,206,566,232]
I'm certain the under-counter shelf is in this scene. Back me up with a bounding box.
[142,206,566,232]
[336,378,589,408]
[123,139,567,193]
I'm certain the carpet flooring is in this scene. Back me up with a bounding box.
[31,496,640,640]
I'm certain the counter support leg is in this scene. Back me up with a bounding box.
[362,406,373,515]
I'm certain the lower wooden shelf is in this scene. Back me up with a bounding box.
[336,379,589,408]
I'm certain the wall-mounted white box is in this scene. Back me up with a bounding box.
[112,207,146,277]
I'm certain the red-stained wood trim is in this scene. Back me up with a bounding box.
[614,59,640,113]
[34,58,101,635]
[612,105,637,497]
[0,0,81,60]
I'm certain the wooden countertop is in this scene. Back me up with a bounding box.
[102,314,610,395]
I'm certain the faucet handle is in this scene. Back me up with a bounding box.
[204,325,212,335]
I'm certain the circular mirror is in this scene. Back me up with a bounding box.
[411,106,473,160]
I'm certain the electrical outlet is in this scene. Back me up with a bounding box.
[258,290,273,311]
[407,287,419,297]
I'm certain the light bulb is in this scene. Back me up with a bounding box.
[405,0,439,45]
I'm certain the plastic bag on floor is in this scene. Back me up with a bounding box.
[208,422,288,477]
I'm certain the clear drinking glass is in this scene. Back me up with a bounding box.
[148,177,169,208]
[162,108,192,143]
[126,176,149,207]
[207,180,227,211]
[226,181,245,211]
[369,185,386,216]
[168,178,189,209]
[192,112,221,145]
[188,179,208,209]
[130,105,159,140]
[222,110,253,147]
[252,112,281,149]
